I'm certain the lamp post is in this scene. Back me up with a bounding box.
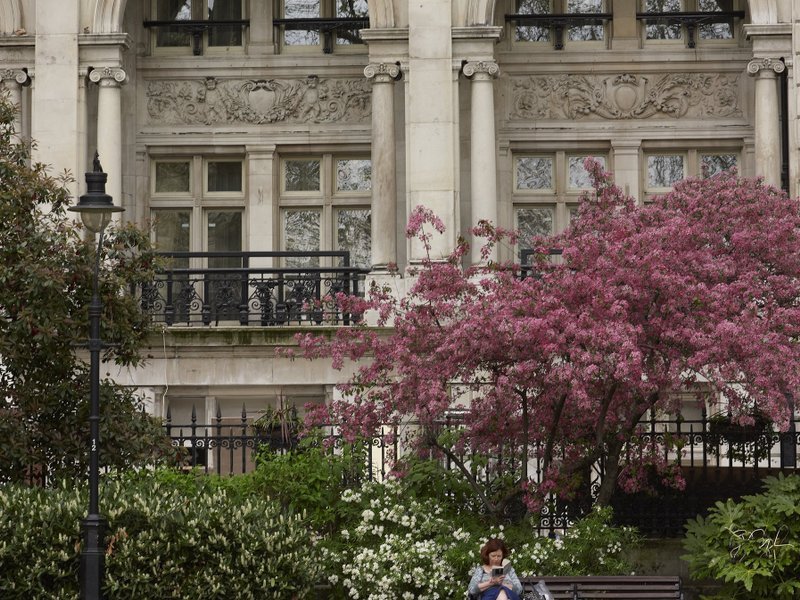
[68,153,124,600]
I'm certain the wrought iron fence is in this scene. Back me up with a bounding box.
[164,407,799,537]
[136,251,368,327]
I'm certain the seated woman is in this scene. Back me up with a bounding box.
[467,538,523,600]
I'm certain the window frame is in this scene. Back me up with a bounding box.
[146,0,248,56]
[642,145,741,200]
[150,153,247,263]
[638,0,744,48]
[511,149,609,258]
[278,152,372,268]
[275,0,369,55]
[507,0,611,51]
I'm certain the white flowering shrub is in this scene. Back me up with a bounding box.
[321,480,479,599]
[0,473,322,599]
[510,506,640,577]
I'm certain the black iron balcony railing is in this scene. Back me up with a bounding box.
[137,251,368,327]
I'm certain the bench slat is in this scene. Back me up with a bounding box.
[518,575,683,600]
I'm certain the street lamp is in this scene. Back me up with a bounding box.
[68,153,124,600]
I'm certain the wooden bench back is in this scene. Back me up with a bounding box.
[520,575,683,600]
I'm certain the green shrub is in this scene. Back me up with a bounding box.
[0,472,322,599]
[683,473,800,599]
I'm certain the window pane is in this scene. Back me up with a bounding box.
[284,160,321,192]
[568,156,606,189]
[516,0,551,42]
[701,153,737,178]
[336,159,371,191]
[337,209,371,269]
[156,0,192,47]
[647,155,684,188]
[335,0,368,45]
[336,0,368,17]
[153,209,191,267]
[516,157,553,190]
[568,0,604,41]
[155,161,191,193]
[284,0,321,46]
[208,0,242,46]
[207,211,242,320]
[207,211,242,264]
[698,0,733,40]
[645,0,682,40]
[285,209,321,268]
[207,161,242,192]
[517,207,554,256]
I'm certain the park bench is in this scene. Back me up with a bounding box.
[518,575,683,600]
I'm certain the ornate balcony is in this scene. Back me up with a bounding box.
[137,251,368,327]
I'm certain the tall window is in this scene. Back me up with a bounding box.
[643,148,739,198]
[642,0,739,46]
[513,151,608,259]
[280,155,371,268]
[511,0,608,49]
[278,0,369,53]
[149,0,245,54]
[150,156,245,262]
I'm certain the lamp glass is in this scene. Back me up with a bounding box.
[81,210,112,234]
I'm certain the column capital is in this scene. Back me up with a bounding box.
[0,68,30,87]
[88,67,127,86]
[364,62,401,83]
[463,60,499,80]
[747,58,785,76]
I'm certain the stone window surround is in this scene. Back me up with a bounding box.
[641,142,743,198]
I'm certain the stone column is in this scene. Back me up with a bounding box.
[364,62,400,271]
[89,67,127,218]
[463,60,499,265]
[747,58,785,187]
[0,69,30,139]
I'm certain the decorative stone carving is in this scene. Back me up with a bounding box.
[511,72,742,120]
[463,61,499,80]
[746,58,786,76]
[88,66,127,86]
[0,68,29,87]
[364,63,401,83]
[145,76,372,125]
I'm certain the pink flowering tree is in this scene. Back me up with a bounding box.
[295,164,800,517]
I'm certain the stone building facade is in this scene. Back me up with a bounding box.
[0,0,796,441]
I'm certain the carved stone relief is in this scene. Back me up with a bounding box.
[511,73,742,121]
[145,76,371,125]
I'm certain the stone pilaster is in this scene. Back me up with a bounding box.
[463,60,499,265]
[0,68,30,139]
[747,58,786,187]
[89,67,127,218]
[364,62,401,271]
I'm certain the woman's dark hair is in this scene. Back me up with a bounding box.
[480,538,509,565]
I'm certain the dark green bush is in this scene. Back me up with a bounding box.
[683,473,800,599]
[0,472,322,599]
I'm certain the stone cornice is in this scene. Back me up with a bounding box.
[452,26,503,40]
[78,32,132,50]
[742,23,792,39]
[360,27,409,43]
